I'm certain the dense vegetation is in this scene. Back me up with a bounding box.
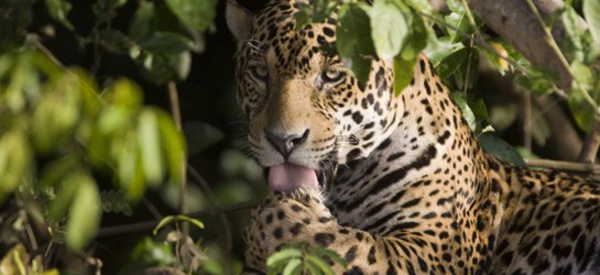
[0,0,598,274]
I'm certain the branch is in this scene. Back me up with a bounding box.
[578,114,600,163]
[468,0,572,90]
[525,158,600,177]
[96,200,261,238]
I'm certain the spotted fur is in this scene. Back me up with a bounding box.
[226,1,600,274]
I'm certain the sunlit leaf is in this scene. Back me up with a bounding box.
[313,246,347,268]
[306,254,334,275]
[369,0,408,60]
[138,109,164,185]
[0,130,33,201]
[31,72,81,153]
[305,260,324,275]
[108,79,143,108]
[118,237,176,274]
[282,258,302,275]
[404,0,433,15]
[562,6,585,62]
[117,132,146,201]
[66,172,101,251]
[267,248,302,267]
[399,13,428,61]
[157,111,186,183]
[452,92,476,131]
[425,37,466,79]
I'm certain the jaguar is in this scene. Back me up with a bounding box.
[226,0,600,274]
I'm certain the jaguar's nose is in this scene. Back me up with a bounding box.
[265,129,310,158]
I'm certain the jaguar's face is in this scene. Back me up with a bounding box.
[227,0,401,188]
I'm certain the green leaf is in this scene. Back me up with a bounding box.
[40,156,77,187]
[129,1,154,42]
[32,72,81,154]
[404,0,433,15]
[446,0,464,14]
[453,49,479,90]
[45,0,74,30]
[295,8,310,30]
[425,37,466,79]
[399,13,428,61]
[452,92,477,131]
[369,0,408,59]
[562,6,585,62]
[337,3,376,82]
[108,79,143,108]
[584,0,600,48]
[138,109,164,185]
[164,0,218,32]
[478,132,526,166]
[98,29,133,55]
[156,111,186,183]
[514,67,556,96]
[393,55,415,96]
[567,60,596,132]
[313,247,348,268]
[337,4,375,56]
[139,32,192,53]
[118,237,176,274]
[282,258,303,275]
[65,173,101,251]
[306,254,334,275]
[267,248,302,267]
[0,130,32,201]
[304,259,324,275]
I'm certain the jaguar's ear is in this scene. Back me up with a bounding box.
[226,0,254,47]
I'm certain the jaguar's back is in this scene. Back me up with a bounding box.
[226,1,600,273]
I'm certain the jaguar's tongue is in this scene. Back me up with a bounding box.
[268,163,318,192]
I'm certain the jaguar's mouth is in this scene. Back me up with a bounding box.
[265,163,331,192]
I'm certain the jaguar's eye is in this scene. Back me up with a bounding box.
[322,69,345,83]
[249,65,269,82]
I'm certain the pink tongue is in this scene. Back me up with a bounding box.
[268,163,318,192]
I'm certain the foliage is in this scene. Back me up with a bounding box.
[0,0,233,273]
[266,243,348,275]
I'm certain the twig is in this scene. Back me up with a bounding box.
[187,164,234,254]
[521,87,532,151]
[167,81,188,234]
[525,158,600,175]
[96,200,261,238]
[578,114,600,163]
[524,0,596,109]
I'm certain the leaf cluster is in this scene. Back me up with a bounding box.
[267,243,348,275]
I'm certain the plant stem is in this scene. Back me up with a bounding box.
[187,165,234,254]
[524,0,597,110]
[167,81,188,234]
[96,200,261,237]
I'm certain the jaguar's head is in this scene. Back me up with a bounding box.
[226,0,402,191]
